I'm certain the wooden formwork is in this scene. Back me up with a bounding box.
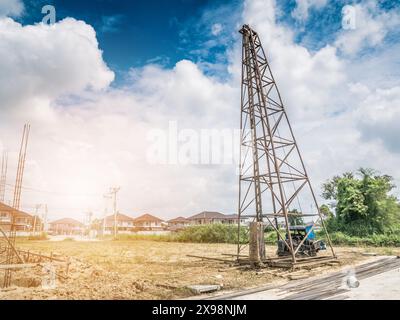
[188,253,340,270]
[264,256,340,269]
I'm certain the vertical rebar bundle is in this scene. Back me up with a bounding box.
[3,124,30,287]
[0,151,7,202]
[13,124,30,211]
[237,25,335,266]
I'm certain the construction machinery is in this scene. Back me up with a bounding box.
[277,225,326,257]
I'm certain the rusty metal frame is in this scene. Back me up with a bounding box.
[0,151,8,202]
[236,25,336,267]
[2,124,31,287]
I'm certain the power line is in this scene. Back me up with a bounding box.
[4,183,102,197]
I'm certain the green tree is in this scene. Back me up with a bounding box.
[319,204,333,219]
[322,168,400,236]
[288,209,304,226]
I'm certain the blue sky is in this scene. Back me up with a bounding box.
[18,0,239,81]
[17,0,400,82]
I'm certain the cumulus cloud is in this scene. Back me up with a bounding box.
[0,17,114,116]
[0,0,24,17]
[243,0,345,121]
[128,60,236,126]
[291,0,328,21]
[354,85,400,153]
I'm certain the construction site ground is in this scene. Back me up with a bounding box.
[1,239,399,300]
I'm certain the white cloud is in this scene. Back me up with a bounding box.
[0,17,114,117]
[128,60,236,126]
[291,0,328,21]
[243,0,345,121]
[335,1,400,55]
[354,85,400,153]
[0,0,24,17]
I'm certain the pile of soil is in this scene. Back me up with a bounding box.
[0,257,169,300]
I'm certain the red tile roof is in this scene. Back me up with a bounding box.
[50,218,84,226]
[168,216,189,223]
[188,211,226,220]
[133,213,164,223]
[0,202,33,218]
[224,214,240,220]
[103,213,134,222]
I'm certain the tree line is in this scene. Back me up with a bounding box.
[321,168,400,237]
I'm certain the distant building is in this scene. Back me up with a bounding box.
[223,214,250,225]
[49,218,84,235]
[167,216,191,231]
[0,202,41,232]
[133,214,164,231]
[188,211,227,225]
[188,211,250,225]
[100,213,135,234]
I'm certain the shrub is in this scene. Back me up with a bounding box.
[322,231,400,247]
[173,224,247,244]
[264,231,278,245]
[27,232,48,241]
[62,237,75,242]
[105,224,248,244]
[108,226,400,247]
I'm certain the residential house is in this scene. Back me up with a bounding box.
[133,214,164,231]
[188,211,250,225]
[0,202,41,232]
[167,216,190,231]
[187,211,228,225]
[49,218,84,235]
[223,214,250,225]
[100,213,135,234]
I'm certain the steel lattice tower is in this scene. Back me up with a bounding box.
[237,25,336,266]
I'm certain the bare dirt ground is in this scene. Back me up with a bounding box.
[1,239,399,300]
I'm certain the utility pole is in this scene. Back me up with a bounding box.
[85,210,93,237]
[109,187,120,239]
[32,204,42,237]
[103,193,112,236]
[43,204,48,233]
